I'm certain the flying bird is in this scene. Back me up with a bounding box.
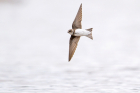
[68,3,93,61]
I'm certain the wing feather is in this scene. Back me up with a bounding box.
[69,36,80,61]
[69,4,82,61]
[72,4,82,29]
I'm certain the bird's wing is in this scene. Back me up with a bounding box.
[72,4,82,29]
[69,36,80,61]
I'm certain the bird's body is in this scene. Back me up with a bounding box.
[68,28,93,39]
[71,29,91,36]
[68,4,93,61]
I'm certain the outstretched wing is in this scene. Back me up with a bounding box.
[69,36,80,61]
[72,3,82,29]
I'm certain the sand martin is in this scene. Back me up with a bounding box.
[68,3,93,61]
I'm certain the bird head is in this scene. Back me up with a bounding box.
[68,29,74,35]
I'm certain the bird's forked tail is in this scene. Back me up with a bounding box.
[86,28,93,40]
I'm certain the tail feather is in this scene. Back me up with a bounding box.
[86,28,93,32]
[86,28,93,40]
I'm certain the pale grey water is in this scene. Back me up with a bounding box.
[0,0,140,93]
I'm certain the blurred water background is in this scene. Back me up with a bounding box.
[0,0,140,93]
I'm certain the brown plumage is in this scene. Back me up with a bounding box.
[69,4,82,61]
[72,4,82,29]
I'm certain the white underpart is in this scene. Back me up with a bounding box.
[74,29,91,36]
